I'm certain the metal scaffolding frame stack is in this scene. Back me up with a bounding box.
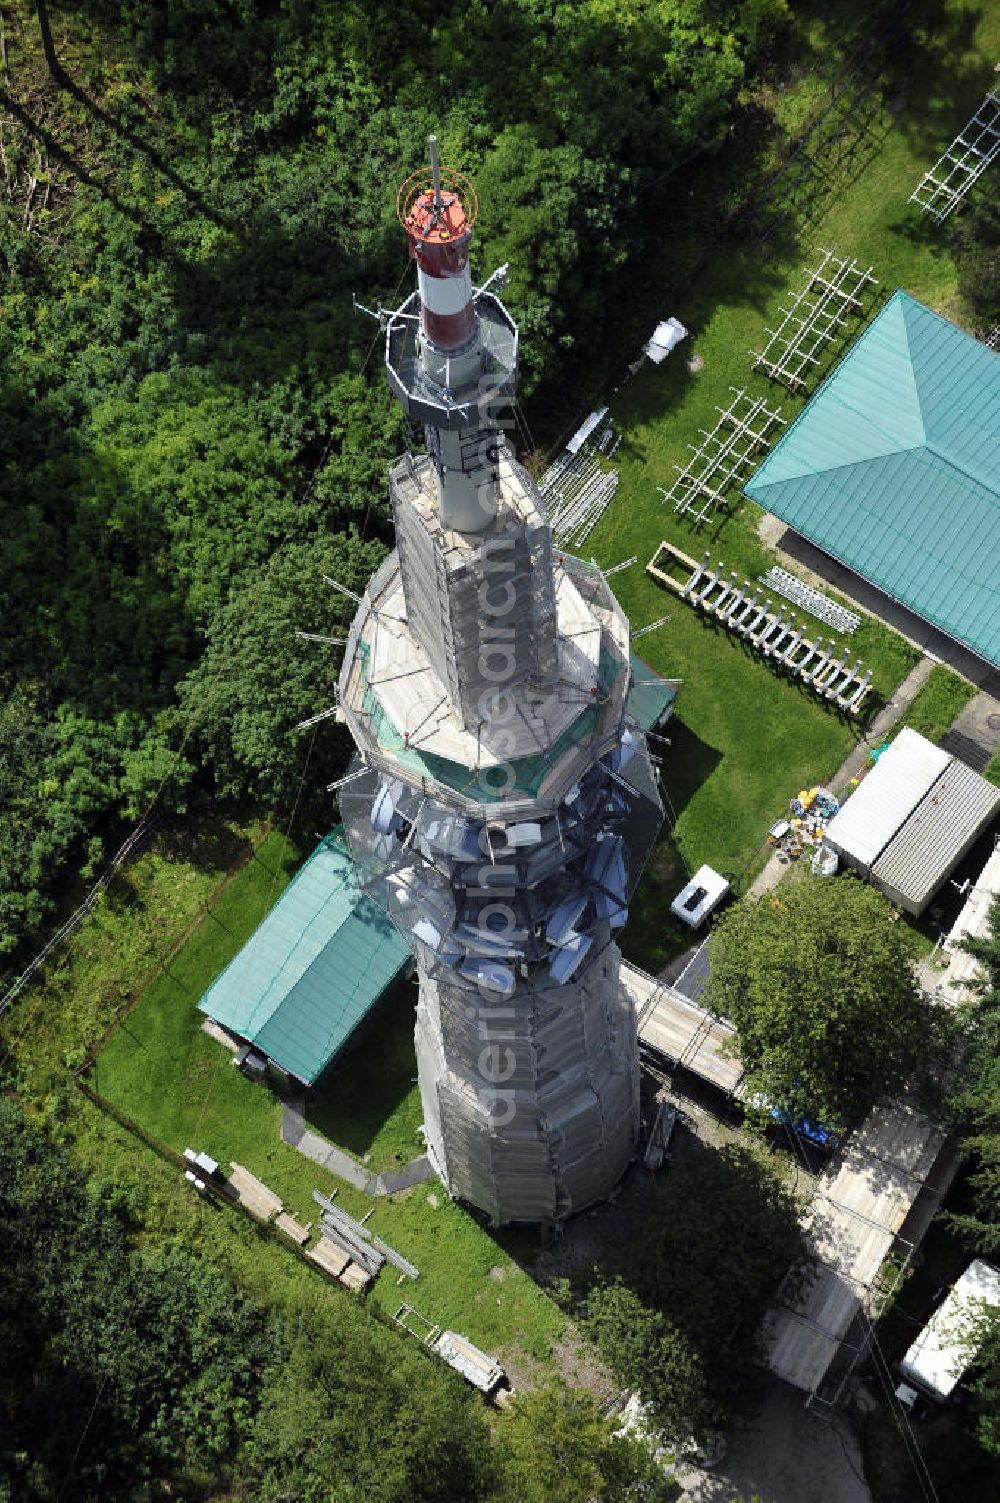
[657,387,785,525]
[539,445,620,550]
[909,91,1000,223]
[752,250,877,391]
[646,542,873,717]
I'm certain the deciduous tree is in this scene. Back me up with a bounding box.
[703,875,936,1131]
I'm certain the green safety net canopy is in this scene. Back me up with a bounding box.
[198,832,410,1084]
[745,290,1000,670]
[627,650,678,732]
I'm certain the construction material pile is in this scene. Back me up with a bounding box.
[768,786,840,862]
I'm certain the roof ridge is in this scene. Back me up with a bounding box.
[924,439,1000,505]
[894,293,930,447]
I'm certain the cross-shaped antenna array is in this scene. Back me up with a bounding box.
[658,386,785,525]
[910,91,1000,223]
[752,249,877,391]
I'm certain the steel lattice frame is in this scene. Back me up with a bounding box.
[752,249,877,392]
[910,91,1000,223]
[539,443,620,549]
[658,386,785,525]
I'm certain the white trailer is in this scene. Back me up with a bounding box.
[897,1259,1000,1405]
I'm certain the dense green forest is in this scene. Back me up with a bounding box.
[0,0,790,973]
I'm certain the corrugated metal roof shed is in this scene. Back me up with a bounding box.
[745,290,1000,669]
[198,833,411,1084]
[824,728,951,874]
[871,761,1000,915]
[627,650,677,733]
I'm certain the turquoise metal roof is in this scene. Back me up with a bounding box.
[745,290,1000,668]
[627,650,678,732]
[198,832,410,1084]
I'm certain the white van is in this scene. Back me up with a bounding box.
[897,1259,1000,1407]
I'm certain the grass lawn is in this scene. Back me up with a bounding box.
[986,750,1000,790]
[90,827,565,1363]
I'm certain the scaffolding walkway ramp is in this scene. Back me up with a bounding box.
[623,959,744,1098]
[910,91,1000,223]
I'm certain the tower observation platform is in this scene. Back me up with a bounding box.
[337,140,663,1224]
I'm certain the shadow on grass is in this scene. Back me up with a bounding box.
[155,815,257,878]
[305,978,422,1167]
[619,719,724,975]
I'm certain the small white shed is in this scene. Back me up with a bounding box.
[871,761,1000,915]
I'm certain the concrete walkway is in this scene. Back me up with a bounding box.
[748,656,936,899]
[281,1096,435,1196]
[940,690,1000,773]
[677,1378,870,1503]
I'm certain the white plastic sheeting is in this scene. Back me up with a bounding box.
[646,317,688,364]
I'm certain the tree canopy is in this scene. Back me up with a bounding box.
[0,1100,675,1502]
[492,1384,673,1503]
[944,895,1000,1256]
[702,875,937,1132]
[587,1143,806,1441]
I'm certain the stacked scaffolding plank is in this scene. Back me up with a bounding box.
[540,445,620,549]
[910,91,1000,223]
[753,249,877,391]
[760,566,860,634]
[658,387,786,525]
[646,542,872,717]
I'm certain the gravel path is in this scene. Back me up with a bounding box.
[677,1377,871,1503]
[281,1094,435,1195]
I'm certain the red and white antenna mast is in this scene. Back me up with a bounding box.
[385,136,517,534]
[400,135,478,351]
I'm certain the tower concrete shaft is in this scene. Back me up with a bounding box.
[338,143,662,1224]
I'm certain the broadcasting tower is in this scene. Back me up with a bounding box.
[337,140,662,1225]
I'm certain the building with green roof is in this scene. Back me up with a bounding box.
[745,290,1000,670]
[198,831,411,1085]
